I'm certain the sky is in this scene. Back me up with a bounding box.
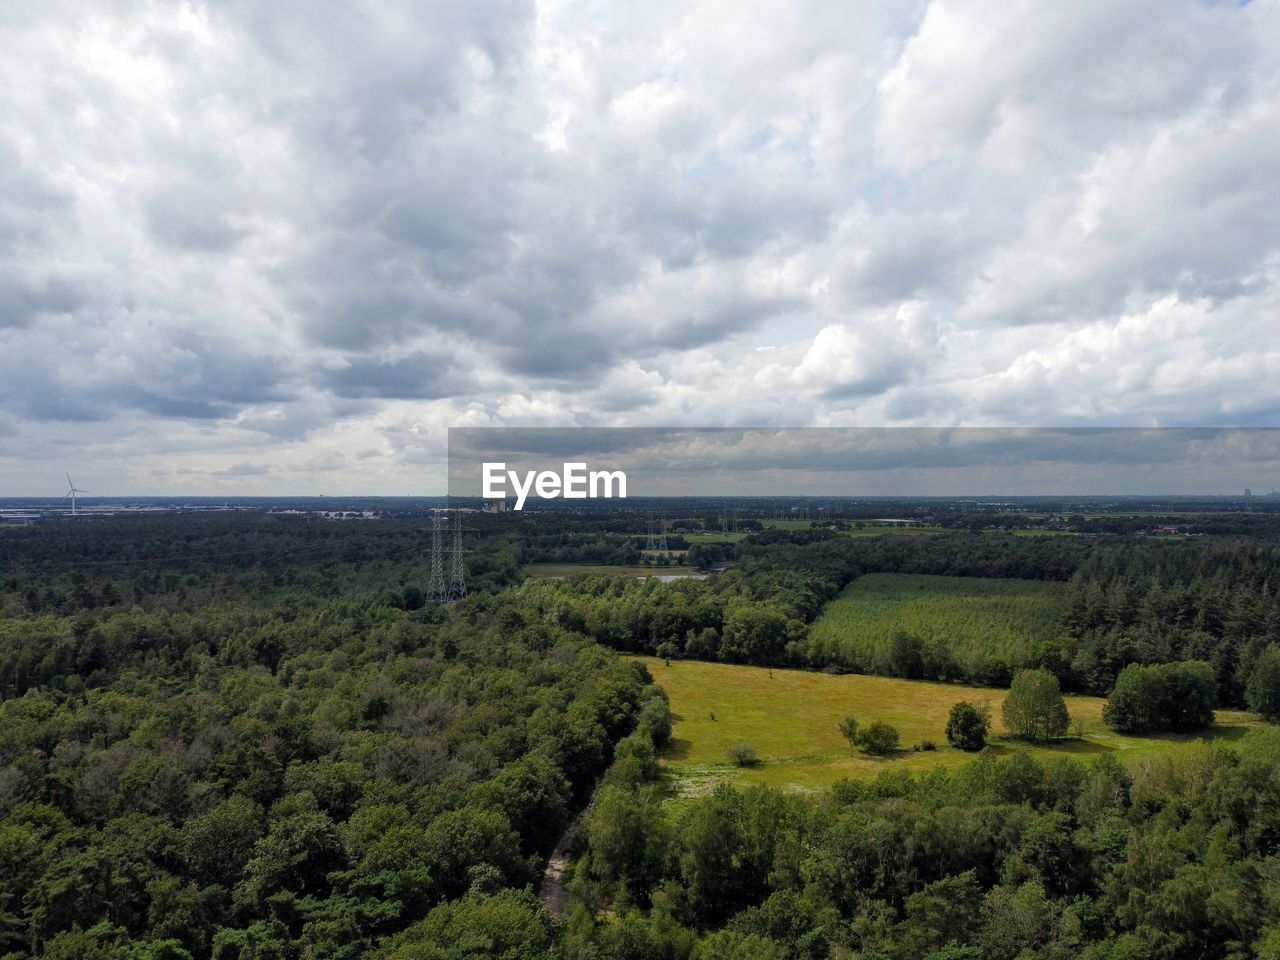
[1,1,1279,495]
[447,428,1280,496]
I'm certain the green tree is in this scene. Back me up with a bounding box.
[946,701,990,751]
[898,870,984,956]
[373,889,553,960]
[236,806,346,912]
[420,806,528,901]
[607,732,660,788]
[1103,661,1216,733]
[1002,669,1069,741]
[679,787,743,923]
[583,785,669,905]
[838,715,859,750]
[855,720,900,756]
[721,604,790,664]
[1246,645,1280,721]
[474,755,573,855]
[692,930,788,960]
[888,631,926,678]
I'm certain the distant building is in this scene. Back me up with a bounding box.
[483,498,508,513]
[1245,488,1252,497]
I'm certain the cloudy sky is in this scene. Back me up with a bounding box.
[448,428,1280,496]
[2,1,1279,495]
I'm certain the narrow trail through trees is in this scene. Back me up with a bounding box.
[538,807,586,917]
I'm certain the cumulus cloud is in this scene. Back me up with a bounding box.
[0,0,1278,493]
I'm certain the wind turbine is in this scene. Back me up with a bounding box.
[64,473,88,516]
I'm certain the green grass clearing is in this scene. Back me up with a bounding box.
[681,531,748,544]
[523,564,704,579]
[635,656,1260,796]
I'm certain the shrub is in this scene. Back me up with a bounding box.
[726,743,758,767]
[946,700,991,751]
[855,721,900,756]
[913,740,937,752]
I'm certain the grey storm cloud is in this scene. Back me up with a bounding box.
[1,0,1279,494]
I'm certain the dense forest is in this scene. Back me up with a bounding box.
[0,515,663,958]
[3,509,1280,958]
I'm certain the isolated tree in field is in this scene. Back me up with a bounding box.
[838,715,859,750]
[1002,668,1069,741]
[946,700,990,751]
[726,742,758,767]
[655,641,678,665]
[1247,644,1280,721]
[855,720,900,756]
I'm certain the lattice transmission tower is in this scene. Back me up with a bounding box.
[447,508,467,602]
[427,509,447,604]
[427,508,468,604]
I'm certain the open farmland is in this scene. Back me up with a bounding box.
[637,656,1259,794]
[806,573,1067,680]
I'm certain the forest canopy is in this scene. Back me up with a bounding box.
[3,507,1280,959]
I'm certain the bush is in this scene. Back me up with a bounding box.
[1103,661,1216,733]
[855,721,900,756]
[946,700,990,751]
[913,740,937,752]
[1003,668,1069,742]
[726,743,758,767]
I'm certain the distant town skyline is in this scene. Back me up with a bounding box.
[2,2,1279,494]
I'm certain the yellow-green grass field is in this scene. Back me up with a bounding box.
[523,563,703,579]
[761,519,951,537]
[634,656,1260,796]
[681,531,747,544]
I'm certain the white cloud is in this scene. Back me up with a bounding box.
[1,0,1278,493]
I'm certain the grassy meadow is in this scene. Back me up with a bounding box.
[807,573,1067,676]
[635,656,1260,795]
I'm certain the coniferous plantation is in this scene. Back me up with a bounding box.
[3,507,1280,958]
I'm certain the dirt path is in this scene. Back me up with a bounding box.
[539,806,587,917]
